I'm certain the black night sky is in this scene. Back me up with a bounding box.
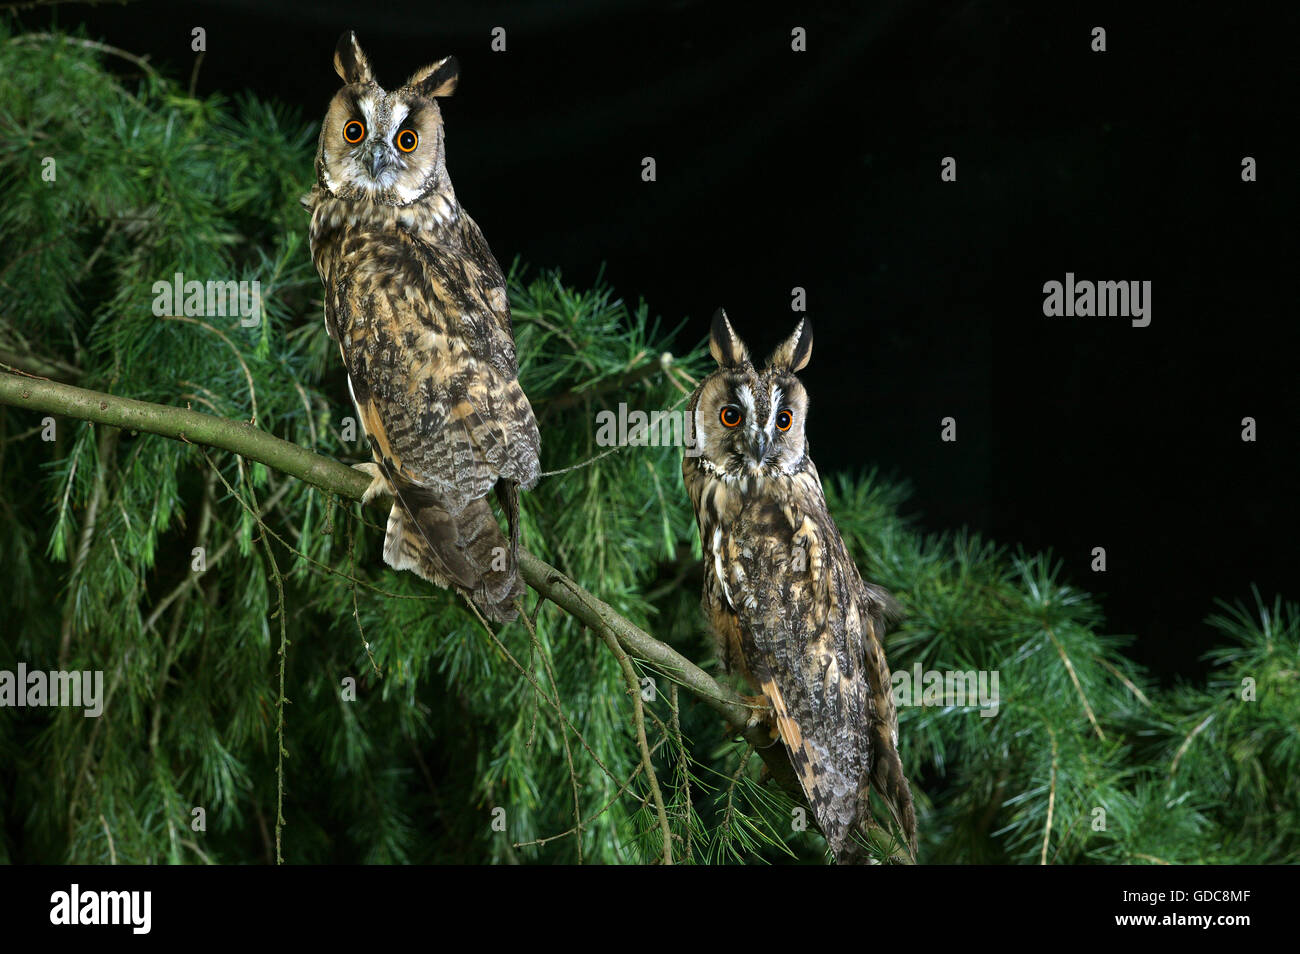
[22,0,1299,683]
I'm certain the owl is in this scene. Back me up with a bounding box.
[305,31,540,622]
[683,310,917,861]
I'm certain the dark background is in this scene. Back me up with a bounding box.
[21,0,1298,682]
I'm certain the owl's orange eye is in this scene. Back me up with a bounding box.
[396,129,418,153]
[775,409,794,431]
[343,120,365,144]
[720,406,742,428]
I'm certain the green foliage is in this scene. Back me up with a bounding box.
[1,27,1296,864]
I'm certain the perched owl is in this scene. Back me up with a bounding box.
[305,31,540,622]
[683,311,917,861]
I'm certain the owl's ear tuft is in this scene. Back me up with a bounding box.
[408,56,460,98]
[709,308,750,368]
[335,30,375,85]
[767,317,813,373]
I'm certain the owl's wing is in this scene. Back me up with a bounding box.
[854,576,916,858]
[712,496,874,859]
[325,229,539,621]
[456,211,518,347]
[330,229,540,505]
[710,477,916,861]
[783,471,915,859]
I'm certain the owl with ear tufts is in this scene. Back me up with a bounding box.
[305,31,540,622]
[682,310,917,861]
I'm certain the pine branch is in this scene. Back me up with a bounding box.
[0,371,356,499]
[538,350,685,413]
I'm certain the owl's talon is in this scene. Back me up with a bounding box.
[737,693,777,739]
[352,461,391,504]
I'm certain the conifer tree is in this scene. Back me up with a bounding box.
[0,28,1295,864]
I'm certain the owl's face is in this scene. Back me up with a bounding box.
[689,311,814,480]
[316,31,460,206]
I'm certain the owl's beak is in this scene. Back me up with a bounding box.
[364,142,391,178]
[747,430,769,463]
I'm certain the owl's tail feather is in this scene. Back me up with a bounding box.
[760,677,856,860]
[495,479,522,558]
[868,722,918,860]
[833,730,917,865]
[859,595,917,861]
[383,481,523,623]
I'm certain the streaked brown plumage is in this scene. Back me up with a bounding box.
[306,31,539,621]
[683,310,916,861]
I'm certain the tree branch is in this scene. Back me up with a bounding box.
[0,370,800,796]
[538,350,688,415]
[0,371,358,498]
